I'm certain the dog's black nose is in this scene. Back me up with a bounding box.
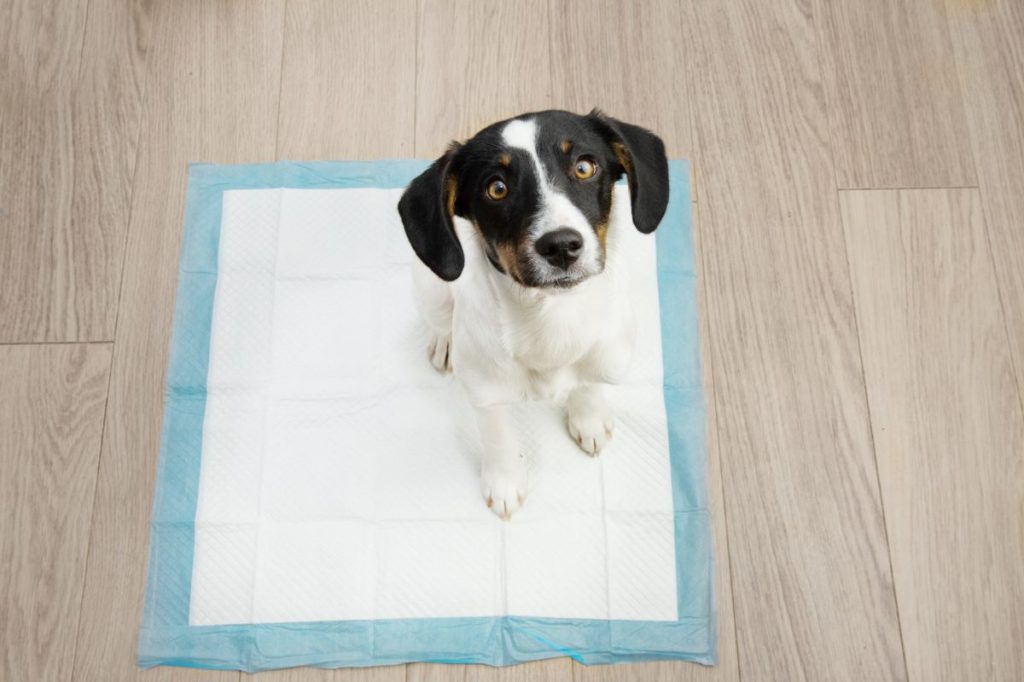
[535,228,584,269]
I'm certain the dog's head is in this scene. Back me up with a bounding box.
[398,110,669,288]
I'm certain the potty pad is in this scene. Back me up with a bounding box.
[137,159,715,671]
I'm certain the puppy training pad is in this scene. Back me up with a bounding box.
[138,160,714,671]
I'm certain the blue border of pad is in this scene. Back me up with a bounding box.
[138,159,714,671]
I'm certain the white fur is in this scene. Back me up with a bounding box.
[412,181,636,519]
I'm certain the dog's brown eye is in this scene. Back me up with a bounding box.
[574,157,597,180]
[486,179,508,200]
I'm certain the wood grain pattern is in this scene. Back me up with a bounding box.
[0,344,111,682]
[548,0,693,160]
[945,0,1024,409]
[815,0,975,189]
[840,188,1024,681]
[687,1,906,679]
[66,0,156,338]
[692,199,740,682]
[548,0,695,203]
[70,1,286,680]
[0,0,89,342]
[0,0,154,343]
[277,0,417,160]
[414,0,554,156]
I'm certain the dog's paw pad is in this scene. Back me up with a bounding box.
[482,466,528,520]
[568,413,613,456]
[427,333,452,373]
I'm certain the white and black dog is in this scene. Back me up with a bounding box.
[398,109,669,519]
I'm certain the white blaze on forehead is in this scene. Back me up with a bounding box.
[499,117,601,282]
[501,118,548,191]
[501,118,539,156]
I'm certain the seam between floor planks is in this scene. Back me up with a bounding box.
[832,187,912,681]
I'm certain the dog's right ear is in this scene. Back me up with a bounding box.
[398,146,464,281]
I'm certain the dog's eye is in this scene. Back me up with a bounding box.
[486,179,509,201]
[574,157,597,180]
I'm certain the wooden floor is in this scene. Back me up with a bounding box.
[2,0,1022,680]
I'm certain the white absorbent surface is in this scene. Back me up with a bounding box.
[189,186,677,626]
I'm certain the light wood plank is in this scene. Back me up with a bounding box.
[815,0,975,188]
[693,200,740,682]
[945,0,1024,412]
[66,0,157,338]
[548,0,696,202]
[840,188,1024,681]
[0,0,154,342]
[0,344,112,682]
[548,0,692,158]
[414,0,554,155]
[687,1,906,679]
[0,0,89,342]
[574,202,740,682]
[71,1,287,680]
[0,0,89,86]
[277,0,416,160]
[412,2,570,679]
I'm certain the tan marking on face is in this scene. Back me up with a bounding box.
[595,189,614,250]
[495,242,524,282]
[469,218,530,285]
[444,174,458,218]
[560,140,572,154]
[596,218,609,250]
[497,153,511,168]
[612,141,633,177]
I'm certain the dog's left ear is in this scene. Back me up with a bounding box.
[397,145,465,281]
[588,110,669,234]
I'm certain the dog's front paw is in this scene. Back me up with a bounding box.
[567,389,614,456]
[568,412,614,455]
[427,332,452,373]
[482,463,528,520]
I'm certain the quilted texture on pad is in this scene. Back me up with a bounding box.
[189,185,679,626]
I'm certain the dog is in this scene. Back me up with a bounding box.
[398,109,669,519]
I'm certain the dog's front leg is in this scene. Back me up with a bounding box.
[475,404,527,520]
[567,383,614,455]
[412,258,454,373]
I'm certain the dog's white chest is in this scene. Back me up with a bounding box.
[504,280,632,396]
[449,230,637,405]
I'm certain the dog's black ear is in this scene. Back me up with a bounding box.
[588,110,669,234]
[398,146,464,281]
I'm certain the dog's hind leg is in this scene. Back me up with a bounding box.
[412,258,454,373]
